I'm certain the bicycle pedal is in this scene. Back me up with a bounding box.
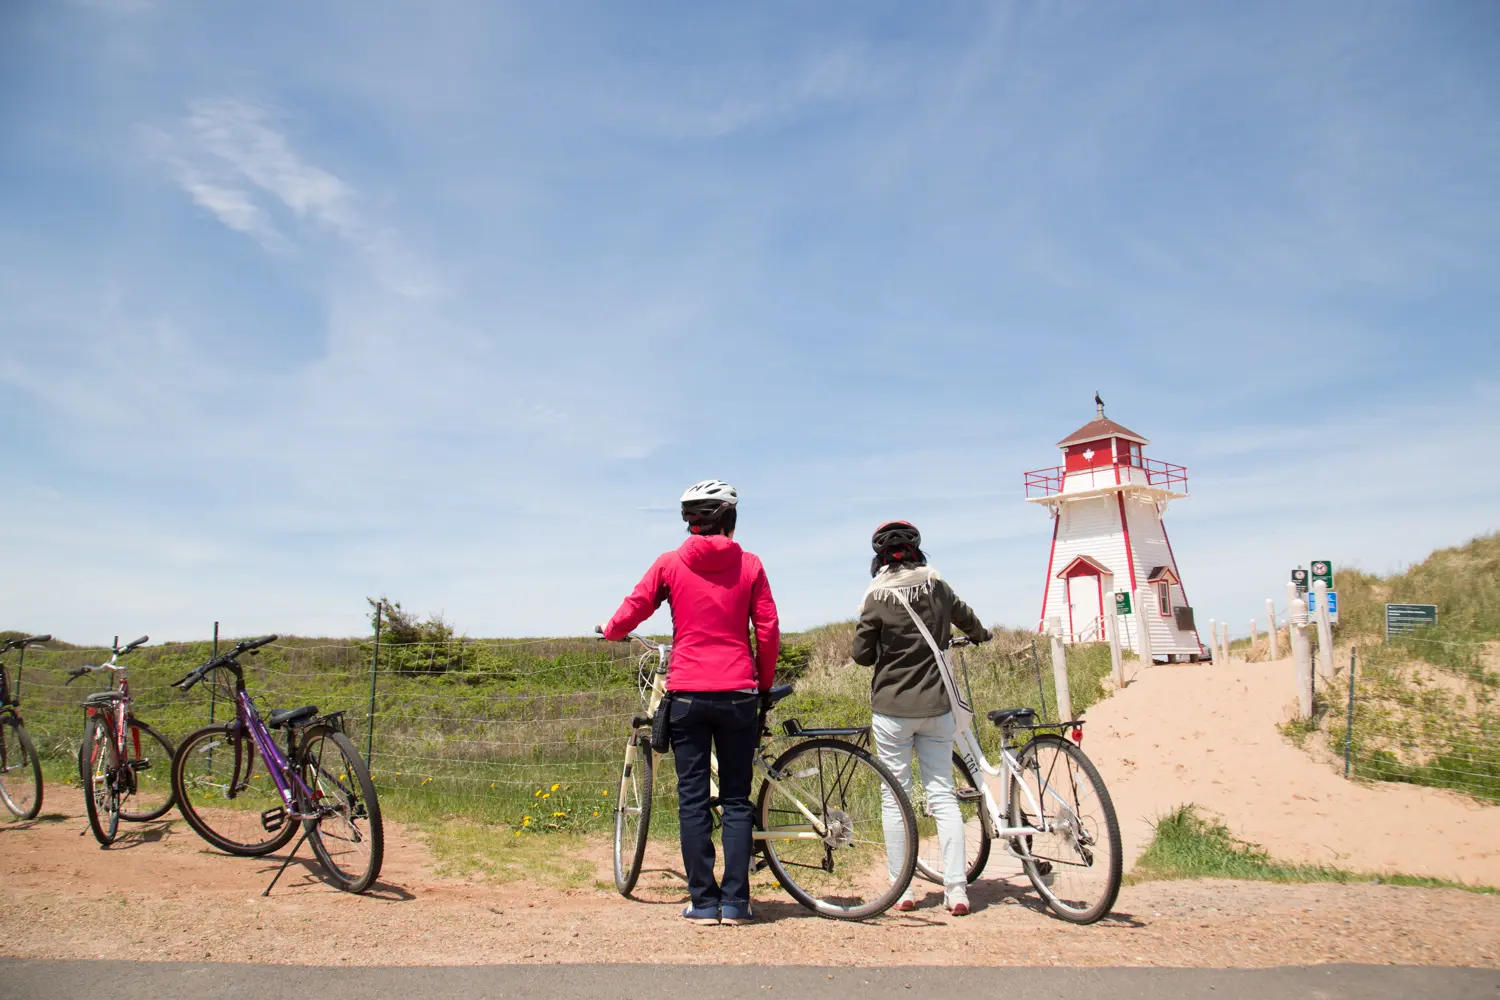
[126,758,151,772]
[260,806,287,832]
[955,787,983,801]
[752,857,769,873]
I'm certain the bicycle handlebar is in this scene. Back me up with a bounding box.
[0,634,52,653]
[174,634,279,690]
[116,635,149,655]
[65,663,119,684]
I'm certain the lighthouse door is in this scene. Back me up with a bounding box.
[1062,566,1110,644]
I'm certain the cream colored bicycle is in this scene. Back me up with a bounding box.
[605,630,918,920]
[911,635,1122,924]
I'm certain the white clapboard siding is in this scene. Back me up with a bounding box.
[1042,495,1132,637]
[1123,496,1200,656]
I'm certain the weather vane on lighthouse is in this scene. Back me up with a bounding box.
[1023,398,1203,663]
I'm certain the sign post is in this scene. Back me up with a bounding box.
[1114,591,1132,615]
[1385,603,1438,640]
[1106,591,1125,688]
[1290,567,1309,596]
[1311,560,1334,590]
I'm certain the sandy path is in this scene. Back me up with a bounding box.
[3,807,1498,968]
[1082,656,1500,885]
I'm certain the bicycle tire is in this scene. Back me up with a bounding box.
[1009,733,1122,924]
[297,727,384,894]
[172,723,299,856]
[0,714,43,820]
[118,718,177,822]
[914,750,992,885]
[757,737,917,921]
[613,734,653,896]
[81,715,120,846]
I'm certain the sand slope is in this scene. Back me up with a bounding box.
[1082,656,1500,885]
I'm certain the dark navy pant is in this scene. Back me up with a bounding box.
[669,690,759,911]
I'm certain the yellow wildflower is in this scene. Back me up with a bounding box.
[550,783,560,792]
[541,792,550,799]
[522,816,532,826]
[551,811,565,817]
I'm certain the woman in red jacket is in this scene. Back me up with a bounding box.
[600,480,780,925]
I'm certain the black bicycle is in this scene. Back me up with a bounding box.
[0,634,52,820]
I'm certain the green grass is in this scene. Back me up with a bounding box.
[1129,805,1497,894]
[4,620,1119,856]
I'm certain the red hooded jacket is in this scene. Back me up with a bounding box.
[603,534,780,692]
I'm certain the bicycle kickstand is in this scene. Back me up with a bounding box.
[263,827,313,897]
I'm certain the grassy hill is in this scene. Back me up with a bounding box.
[1309,533,1500,802]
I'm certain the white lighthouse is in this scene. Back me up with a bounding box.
[1025,399,1202,662]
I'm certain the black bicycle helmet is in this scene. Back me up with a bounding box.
[871,520,924,575]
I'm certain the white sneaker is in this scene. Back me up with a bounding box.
[945,886,970,916]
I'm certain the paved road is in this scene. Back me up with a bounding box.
[2,960,1496,1000]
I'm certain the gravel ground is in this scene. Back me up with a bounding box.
[2,809,1497,968]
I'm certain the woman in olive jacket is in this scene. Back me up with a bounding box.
[852,521,991,914]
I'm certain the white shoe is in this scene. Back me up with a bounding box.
[945,886,970,916]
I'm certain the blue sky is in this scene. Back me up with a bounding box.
[2,1,1497,644]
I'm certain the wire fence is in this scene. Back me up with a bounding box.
[4,623,1116,832]
[1330,643,1500,803]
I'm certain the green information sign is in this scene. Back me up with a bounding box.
[1114,591,1132,615]
[1311,560,1334,589]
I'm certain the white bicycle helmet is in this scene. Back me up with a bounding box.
[680,480,739,506]
[680,480,738,534]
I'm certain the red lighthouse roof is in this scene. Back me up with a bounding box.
[1056,416,1148,448]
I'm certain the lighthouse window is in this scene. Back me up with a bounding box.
[1126,442,1143,468]
[1157,581,1172,616]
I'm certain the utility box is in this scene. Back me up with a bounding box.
[1174,606,1196,631]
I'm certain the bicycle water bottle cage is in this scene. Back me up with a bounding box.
[260,806,287,832]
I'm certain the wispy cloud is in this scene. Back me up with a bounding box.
[159,98,438,299]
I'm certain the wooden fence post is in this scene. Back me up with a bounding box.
[1266,598,1280,658]
[1220,622,1231,666]
[1313,579,1336,682]
[1135,588,1154,667]
[1106,591,1125,688]
[1291,597,1313,718]
[1049,627,1073,723]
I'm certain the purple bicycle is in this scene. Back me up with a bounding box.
[169,635,384,894]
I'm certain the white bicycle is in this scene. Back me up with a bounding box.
[912,635,1122,923]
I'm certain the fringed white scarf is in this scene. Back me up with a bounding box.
[861,564,941,611]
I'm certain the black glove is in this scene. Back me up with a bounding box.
[758,690,775,733]
[975,628,993,644]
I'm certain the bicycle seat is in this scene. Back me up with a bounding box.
[987,707,1037,728]
[268,705,319,729]
[83,690,127,706]
[767,684,794,705]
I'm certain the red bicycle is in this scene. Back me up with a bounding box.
[67,636,177,845]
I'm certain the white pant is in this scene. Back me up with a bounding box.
[872,711,966,890]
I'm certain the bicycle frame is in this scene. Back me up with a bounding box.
[622,633,832,842]
[224,683,321,818]
[79,654,139,781]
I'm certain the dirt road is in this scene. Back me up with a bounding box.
[2,807,1498,968]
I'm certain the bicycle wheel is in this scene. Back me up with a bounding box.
[0,714,43,820]
[757,737,917,920]
[172,724,298,856]
[914,751,992,885]
[1008,733,1122,924]
[118,718,176,822]
[613,735,653,896]
[81,716,120,846]
[297,727,384,893]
